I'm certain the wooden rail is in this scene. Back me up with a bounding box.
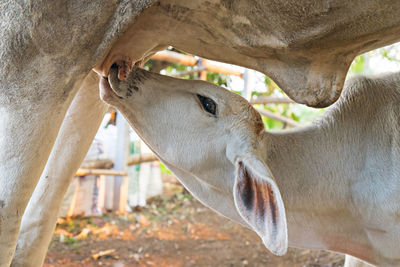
[256,108,301,128]
[128,153,158,166]
[151,51,243,78]
[151,50,197,66]
[75,153,158,176]
[76,168,127,177]
[250,97,295,105]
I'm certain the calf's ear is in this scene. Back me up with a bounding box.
[233,156,288,255]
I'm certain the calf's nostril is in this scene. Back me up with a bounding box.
[111,63,118,70]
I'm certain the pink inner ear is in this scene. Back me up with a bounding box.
[234,161,285,254]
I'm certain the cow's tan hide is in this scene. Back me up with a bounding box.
[11,72,108,267]
[95,0,400,107]
[0,2,153,265]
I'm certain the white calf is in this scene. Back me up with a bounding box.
[101,66,400,267]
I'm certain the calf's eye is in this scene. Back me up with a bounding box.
[197,94,217,115]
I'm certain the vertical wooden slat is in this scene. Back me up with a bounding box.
[112,112,130,212]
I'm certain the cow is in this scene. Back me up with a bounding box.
[2,1,400,266]
[100,66,400,267]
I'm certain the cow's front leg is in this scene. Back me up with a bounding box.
[0,84,81,267]
[11,71,108,267]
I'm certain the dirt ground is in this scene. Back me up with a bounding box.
[44,177,345,267]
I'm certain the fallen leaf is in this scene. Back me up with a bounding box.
[92,249,116,260]
[75,227,91,240]
[137,215,150,227]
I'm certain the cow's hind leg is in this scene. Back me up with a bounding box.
[11,72,108,267]
[0,84,81,266]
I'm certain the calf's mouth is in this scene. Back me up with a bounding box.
[114,60,132,81]
[100,62,128,100]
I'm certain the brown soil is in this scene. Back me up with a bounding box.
[44,179,345,267]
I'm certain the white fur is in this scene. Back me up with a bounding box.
[102,68,400,267]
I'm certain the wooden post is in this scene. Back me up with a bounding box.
[242,69,252,100]
[112,112,130,212]
[199,59,207,81]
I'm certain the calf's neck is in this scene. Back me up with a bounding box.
[100,67,400,266]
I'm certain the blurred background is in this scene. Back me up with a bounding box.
[44,42,400,267]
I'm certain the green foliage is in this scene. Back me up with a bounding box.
[231,90,242,96]
[206,72,228,87]
[64,236,77,244]
[264,76,283,95]
[169,62,190,72]
[378,47,400,63]
[350,54,365,74]
[348,45,400,77]
[144,59,153,71]
[159,162,172,175]
[176,191,193,201]
[165,64,199,80]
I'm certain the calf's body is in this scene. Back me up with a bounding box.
[101,67,400,266]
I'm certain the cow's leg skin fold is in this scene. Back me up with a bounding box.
[0,85,80,267]
[11,72,108,267]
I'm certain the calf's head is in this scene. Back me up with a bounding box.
[100,66,288,255]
